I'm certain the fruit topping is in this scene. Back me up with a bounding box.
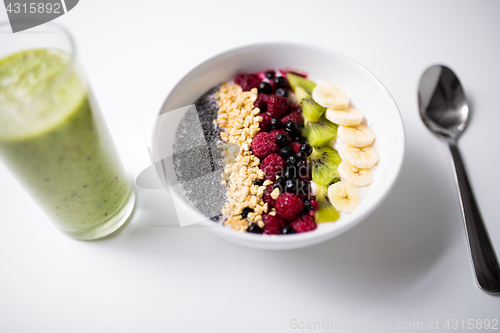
[254,93,270,112]
[279,146,295,159]
[259,113,272,132]
[302,116,338,147]
[258,81,273,94]
[289,142,301,154]
[286,73,316,94]
[269,117,281,130]
[296,150,307,160]
[251,132,279,159]
[290,214,317,233]
[281,225,296,234]
[285,179,297,193]
[325,106,364,126]
[280,68,308,78]
[267,94,290,118]
[274,76,288,89]
[263,213,286,235]
[263,185,276,207]
[338,161,372,187]
[241,207,254,219]
[310,146,341,185]
[247,223,264,234]
[314,184,340,223]
[342,145,379,169]
[299,143,313,156]
[265,71,275,79]
[281,109,304,126]
[275,88,288,97]
[312,84,350,110]
[274,193,304,221]
[275,133,291,147]
[337,124,375,147]
[286,155,298,167]
[284,120,302,137]
[234,73,260,91]
[260,153,285,180]
[328,181,360,213]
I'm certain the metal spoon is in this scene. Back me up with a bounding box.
[418,65,500,294]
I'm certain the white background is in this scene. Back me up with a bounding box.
[1,0,499,332]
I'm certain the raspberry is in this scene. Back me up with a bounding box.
[267,94,290,118]
[251,132,279,159]
[263,185,276,207]
[235,73,260,91]
[260,153,285,180]
[259,113,272,132]
[269,129,287,140]
[291,214,317,233]
[255,94,270,112]
[274,193,304,221]
[263,213,286,235]
[290,142,301,154]
[279,67,308,78]
[281,109,304,126]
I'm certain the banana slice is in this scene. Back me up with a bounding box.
[325,107,364,126]
[328,181,360,213]
[338,124,375,148]
[342,145,379,168]
[338,161,372,187]
[312,84,350,110]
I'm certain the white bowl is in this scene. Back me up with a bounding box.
[153,42,405,250]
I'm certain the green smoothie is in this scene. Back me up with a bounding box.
[0,49,133,237]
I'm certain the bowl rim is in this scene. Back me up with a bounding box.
[155,41,405,246]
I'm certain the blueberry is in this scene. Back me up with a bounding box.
[297,160,310,179]
[279,146,294,159]
[258,81,272,94]
[286,155,298,167]
[274,76,288,89]
[281,225,296,234]
[274,177,285,191]
[253,179,264,186]
[284,166,297,179]
[303,200,314,212]
[300,143,313,156]
[285,179,298,193]
[275,133,291,147]
[270,117,281,130]
[241,207,254,219]
[275,88,288,97]
[265,71,275,79]
[296,151,307,160]
[285,120,302,136]
[292,136,306,144]
[298,180,311,197]
[247,223,264,234]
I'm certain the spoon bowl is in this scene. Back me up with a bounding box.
[418,65,500,294]
[418,65,469,142]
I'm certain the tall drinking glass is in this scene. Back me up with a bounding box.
[0,22,135,240]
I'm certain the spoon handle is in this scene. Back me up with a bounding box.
[449,141,500,294]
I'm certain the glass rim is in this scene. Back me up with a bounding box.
[0,20,80,103]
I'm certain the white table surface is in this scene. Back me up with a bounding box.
[1,0,499,332]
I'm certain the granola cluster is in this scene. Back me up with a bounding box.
[216,83,276,231]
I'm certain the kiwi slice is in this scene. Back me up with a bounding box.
[315,184,340,223]
[286,73,316,94]
[294,86,310,104]
[301,98,327,122]
[303,116,338,147]
[310,146,341,185]
[289,76,325,121]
